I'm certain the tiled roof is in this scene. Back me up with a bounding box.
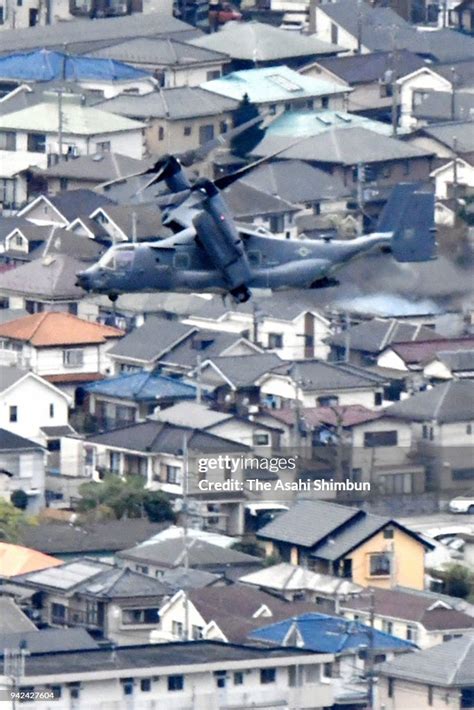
[327,318,443,354]
[314,50,426,85]
[0,542,62,578]
[386,380,474,423]
[268,404,383,428]
[0,428,44,452]
[0,312,123,347]
[0,254,92,300]
[89,37,228,66]
[108,317,196,363]
[388,337,474,365]
[119,537,261,569]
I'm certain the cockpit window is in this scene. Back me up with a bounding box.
[99,247,135,271]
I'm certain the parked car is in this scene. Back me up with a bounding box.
[449,496,474,514]
[209,3,242,25]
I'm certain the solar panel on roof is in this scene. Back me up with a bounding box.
[267,74,302,92]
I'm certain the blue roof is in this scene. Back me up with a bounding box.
[201,65,346,104]
[0,49,150,82]
[83,373,196,402]
[249,613,415,654]
[265,109,406,137]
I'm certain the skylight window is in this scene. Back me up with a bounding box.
[267,74,302,92]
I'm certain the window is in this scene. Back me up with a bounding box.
[452,468,474,481]
[199,124,214,145]
[363,431,398,447]
[122,608,160,625]
[68,683,80,699]
[233,672,244,685]
[260,668,276,684]
[407,624,418,643]
[269,214,284,233]
[166,465,180,484]
[0,131,16,150]
[121,679,134,696]
[158,126,164,141]
[49,403,54,418]
[388,677,394,698]
[168,675,184,692]
[9,405,17,423]
[269,104,277,115]
[192,624,203,640]
[403,160,410,176]
[109,450,120,474]
[140,679,151,692]
[214,670,227,688]
[374,392,383,406]
[172,620,184,638]
[330,22,338,44]
[63,349,84,367]
[383,527,394,539]
[382,619,393,634]
[268,333,283,349]
[206,69,221,80]
[183,126,192,136]
[467,424,472,435]
[369,553,391,577]
[96,140,111,153]
[51,602,66,624]
[27,133,46,153]
[136,565,149,575]
[422,424,434,441]
[219,121,227,134]
[0,7,3,22]
[59,177,68,190]
[321,96,329,109]
[253,432,270,446]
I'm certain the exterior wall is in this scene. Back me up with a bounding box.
[398,70,450,129]
[313,7,368,52]
[432,161,474,199]
[407,134,456,160]
[330,156,433,191]
[0,448,45,512]
[378,676,460,710]
[377,349,409,371]
[0,341,118,378]
[259,374,380,409]
[0,374,69,442]
[145,114,233,156]
[345,527,426,590]
[342,610,447,649]
[152,593,216,642]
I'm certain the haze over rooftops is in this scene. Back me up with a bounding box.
[190,21,344,61]
[0,312,123,347]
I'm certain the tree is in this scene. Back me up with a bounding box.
[0,499,29,543]
[11,489,28,511]
[435,563,474,600]
[230,93,265,158]
[231,536,265,558]
[78,475,175,523]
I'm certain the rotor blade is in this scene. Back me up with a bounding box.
[214,134,304,190]
[98,157,167,189]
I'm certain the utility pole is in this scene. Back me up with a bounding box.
[390,34,399,137]
[196,353,202,404]
[132,211,137,243]
[356,163,364,236]
[356,0,363,53]
[182,434,190,642]
[366,588,376,710]
[57,45,68,162]
[343,311,351,363]
[451,67,457,121]
[452,136,459,202]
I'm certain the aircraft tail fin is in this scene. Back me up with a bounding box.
[377,183,437,263]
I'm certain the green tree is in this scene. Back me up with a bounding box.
[78,475,175,523]
[231,536,265,558]
[0,499,29,543]
[230,93,265,158]
[435,563,474,600]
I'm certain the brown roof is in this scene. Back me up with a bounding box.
[0,542,62,577]
[267,404,382,428]
[388,337,474,366]
[188,584,315,643]
[0,312,123,347]
[44,373,105,384]
[343,587,474,631]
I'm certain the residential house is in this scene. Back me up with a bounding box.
[396,59,474,129]
[89,37,229,87]
[249,612,414,708]
[222,182,299,240]
[201,65,350,115]
[377,336,474,371]
[66,421,250,533]
[0,542,61,577]
[108,316,260,375]
[21,519,168,561]
[0,50,156,99]
[413,90,474,125]
[0,598,37,634]
[239,562,361,606]
[82,372,196,430]
[251,125,434,196]
[384,380,474,493]
[452,0,474,32]
[341,586,474,649]
[97,87,238,158]
[189,21,343,71]
[0,12,198,54]
[256,360,388,410]
[257,499,433,590]
[153,400,282,453]
[311,0,474,60]
[377,635,474,710]
[431,158,474,200]
[12,558,172,644]
[117,538,262,580]
[17,189,114,227]
[0,639,334,710]
[303,51,426,119]
[406,121,474,162]
[26,152,150,197]
[0,366,70,444]
[184,294,332,361]
[0,312,123,397]
[152,584,315,643]
[326,317,442,367]
[423,349,474,381]
[0,93,146,196]
[0,224,103,266]
[0,429,47,512]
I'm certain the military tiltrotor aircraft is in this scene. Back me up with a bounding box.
[76,154,436,304]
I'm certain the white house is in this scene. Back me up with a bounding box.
[0,366,70,444]
[0,428,46,512]
[430,158,474,199]
[396,67,452,129]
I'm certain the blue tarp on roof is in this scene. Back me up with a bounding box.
[0,49,150,82]
[83,372,196,402]
[249,613,415,654]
